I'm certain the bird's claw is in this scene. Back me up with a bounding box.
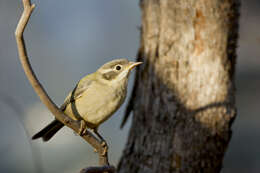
[82,127,89,136]
[93,142,107,156]
[64,117,71,124]
[101,141,107,147]
[101,144,108,156]
[78,120,87,136]
[100,141,108,156]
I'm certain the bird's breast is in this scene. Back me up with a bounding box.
[65,82,127,128]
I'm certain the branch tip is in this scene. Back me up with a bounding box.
[31,4,36,9]
[16,0,111,168]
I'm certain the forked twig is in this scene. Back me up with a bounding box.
[15,0,115,172]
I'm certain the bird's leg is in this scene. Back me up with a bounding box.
[82,126,89,135]
[78,120,87,136]
[92,128,108,156]
[92,128,106,146]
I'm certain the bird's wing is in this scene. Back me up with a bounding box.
[60,78,93,111]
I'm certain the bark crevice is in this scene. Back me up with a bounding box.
[119,0,240,172]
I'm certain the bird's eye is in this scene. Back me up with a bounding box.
[115,65,121,71]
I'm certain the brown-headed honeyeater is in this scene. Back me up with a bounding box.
[32,59,142,143]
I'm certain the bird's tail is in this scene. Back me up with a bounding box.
[32,119,64,142]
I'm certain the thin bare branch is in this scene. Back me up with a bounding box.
[80,166,115,173]
[15,0,111,168]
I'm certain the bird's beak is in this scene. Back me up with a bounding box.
[128,62,143,71]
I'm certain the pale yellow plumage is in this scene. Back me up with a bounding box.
[32,59,142,142]
[63,74,127,128]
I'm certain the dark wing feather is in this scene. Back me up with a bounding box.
[60,79,92,111]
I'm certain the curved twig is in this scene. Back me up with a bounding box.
[15,0,113,169]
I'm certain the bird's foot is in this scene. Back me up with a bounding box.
[89,128,108,156]
[82,127,89,136]
[64,117,71,124]
[99,140,108,156]
[101,141,107,147]
[78,120,87,136]
[93,141,108,156]
[101,143,108,156]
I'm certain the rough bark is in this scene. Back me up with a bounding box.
[118,0,239,172]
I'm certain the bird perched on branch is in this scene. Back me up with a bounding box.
[32,59,142,144]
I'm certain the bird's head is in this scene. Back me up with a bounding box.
[96,59,142,85]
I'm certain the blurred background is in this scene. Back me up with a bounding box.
[0,0,259,172]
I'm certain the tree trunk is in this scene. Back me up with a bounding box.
[118,0,240,172]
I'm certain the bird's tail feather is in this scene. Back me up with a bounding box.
[32,119,64,142]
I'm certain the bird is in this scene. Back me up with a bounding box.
[32,59,142,143]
